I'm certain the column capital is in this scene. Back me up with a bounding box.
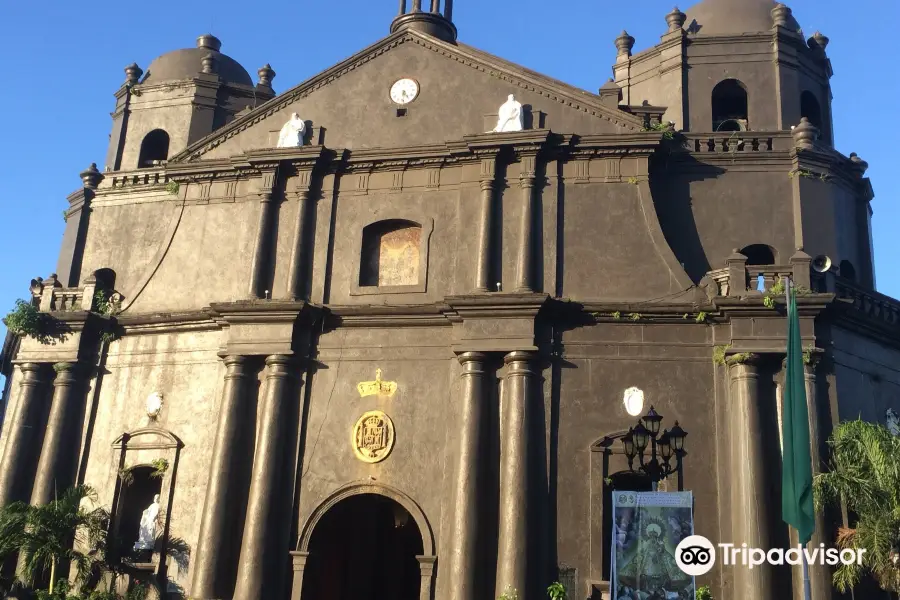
[457,351,489,364]
[265,354,300,375]
[726,352,764,369]
[223,354,255,368]
[51,361,86,384]
[503,350,538,365]
[290,550,310,570]
[416,554,437,573]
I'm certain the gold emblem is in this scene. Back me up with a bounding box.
[356,368,398,398]
[352,410,395,463]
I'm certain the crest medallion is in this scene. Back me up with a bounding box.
[352,410,395,463]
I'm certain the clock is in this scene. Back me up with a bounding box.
[623,387,645,417]
[390,78,419,105]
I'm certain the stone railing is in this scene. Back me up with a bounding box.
[106,167,171,189]
[29,275,97,313]
[831,276,900,327]
[704,251,811,297]
[684,132,794,154]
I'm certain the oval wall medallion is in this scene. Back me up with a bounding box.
[352,410,395,464]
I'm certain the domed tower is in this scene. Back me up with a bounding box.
[104,34,276,171]
[613,0,834,144]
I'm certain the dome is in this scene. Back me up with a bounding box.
[685,0,800,36]
[143,34,253,87]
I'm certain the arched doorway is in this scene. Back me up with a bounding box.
[302,493,424,600]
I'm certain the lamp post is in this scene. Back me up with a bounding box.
[620,406,688,491]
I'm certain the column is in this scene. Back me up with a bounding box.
[233,355,299,600]
[288,551,309,600]
[191,356,255,600]
[248,170,279,298]
[790,355,831,600]
[30,362,87,506]
[496,351,538,598]
[728,356,774,598]
[417,555,437,600]
[515,155,537,293]
[286,183,313,301]
[474,157,496,292]
[0,364,48,507]
[447,352,488,600]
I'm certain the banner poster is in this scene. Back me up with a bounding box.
[611,491,694,600]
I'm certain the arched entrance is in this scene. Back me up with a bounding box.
[301,493,425,600]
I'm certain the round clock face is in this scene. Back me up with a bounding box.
[390,78,419,105]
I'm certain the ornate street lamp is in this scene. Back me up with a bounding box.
[621,406,688,491]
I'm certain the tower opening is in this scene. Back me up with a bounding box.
[303,493,423,600]
[800,91,823,130]
[839,260,856,282]
[138,129,170,168]
[712,79,748,132]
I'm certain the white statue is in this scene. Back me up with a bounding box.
[491,94,524,133]
[276,113,307,148]
[887,408,900,437]
[133,494,161,551]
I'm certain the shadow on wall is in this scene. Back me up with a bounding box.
[649,151,725,283]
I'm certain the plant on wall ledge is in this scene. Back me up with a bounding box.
[547,581,567,599]
[2,299,66,345]
[696,585,713,600]
[117,466,135,487]
[149,459,169,480]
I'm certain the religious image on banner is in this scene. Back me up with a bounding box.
[611,491,695,600]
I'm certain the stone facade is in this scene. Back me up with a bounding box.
[1,1,897,600]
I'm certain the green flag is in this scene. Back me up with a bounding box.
[782,279,815,544]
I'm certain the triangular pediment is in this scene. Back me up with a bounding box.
[170,30,644,162]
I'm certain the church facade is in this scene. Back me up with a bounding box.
[1,1,897,599]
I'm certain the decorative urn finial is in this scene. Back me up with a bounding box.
[257,63,275,87]
[196,33,222,51]
[80,163,104,189]
[811,31,830,51]
[201,53,218,75]
[615,30,636,57]
[665,7,686,32]
[771,3,793,28]
[849,153,869,177]
[792,117,820,150]
[124,63,143,85]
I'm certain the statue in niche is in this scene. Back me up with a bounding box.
[133,494,161,551]
[276,112,307,148]
[491,94,524,133]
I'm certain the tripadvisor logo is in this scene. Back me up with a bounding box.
[675,535,866,576]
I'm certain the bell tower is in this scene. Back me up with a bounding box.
[391,0,457,43]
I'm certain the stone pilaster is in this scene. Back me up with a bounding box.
[191,355,256,600]
[233,354,300,600]
[447,352,488,600]
[515,154,537,293]
[417,555,437,600]
[0,363,49,507]
[30,362,87,506]
[286,171,314,300]
[248,169,279,299]
[728,355,775,599]
[496,351,539,598]
[474,156,496,292]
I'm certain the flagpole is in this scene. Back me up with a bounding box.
[802,538,812,600]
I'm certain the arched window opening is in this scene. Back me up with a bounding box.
[740,244,776,266]
[359,220,422,287]
[712,79,749,132]
[839,260,856,282]
[602,471,654,581]
[115,466,162,560]
[303,494,424,599]
[800,91,823,130]
[138,129,170,168]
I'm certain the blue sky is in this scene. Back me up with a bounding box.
[0,0,896,362]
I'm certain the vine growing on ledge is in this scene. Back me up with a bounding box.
[165,181,180,195]
[150,458,169,479]
[1,299,64,344]
[547,582,567,600]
